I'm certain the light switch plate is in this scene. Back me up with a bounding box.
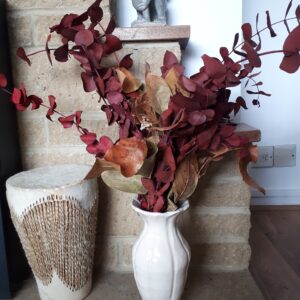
[252,146,274,168]
[274,144,296,167]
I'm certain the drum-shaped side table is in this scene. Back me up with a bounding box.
[6,165,98,300]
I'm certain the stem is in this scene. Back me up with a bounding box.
[27,48,55,57]
[98,22,120,65]
[229,16,298,56]
[1,87,12,95]
[236,49,293,64]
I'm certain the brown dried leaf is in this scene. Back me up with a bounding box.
[169,153,199,204]
[164,67,190,97]
[104,137,148,177]
[145,72,172,114]
[116,67,141,93]
[84,158,120,180]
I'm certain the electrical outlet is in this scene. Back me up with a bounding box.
[274,144,296,167]
[252,146,274,168]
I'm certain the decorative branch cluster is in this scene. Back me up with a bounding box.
[1,0,300,212]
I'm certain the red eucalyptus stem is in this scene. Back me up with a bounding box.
[229,16,298,56]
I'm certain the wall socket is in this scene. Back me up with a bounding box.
[253,146,274,168]
[252,144,297,168]
[274,144,296,167]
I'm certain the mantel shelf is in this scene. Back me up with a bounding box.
[113,25,191,49]
[236,123,261,142]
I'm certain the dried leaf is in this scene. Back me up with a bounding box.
[58,114,75,128]
[54,44,69,62]
[84,158,119,179]
[169,153,199,204]
[81,72,97,92]
[116,67,141,93]
[164,67,189,97]
[101,170,146,194]
[246,90,271,96]
[119,53,133,69]
[239,145,265,194]
[103,34,122,55]
[242,42,261,68]
[266,11,277,37]
[138,139,158,177]
[45,34,53,65]
[280,25,300,73]
[75,29,94,46]
[145,72,172,114]
[0,73,7,88]
[106,17,116,34]
[104,137,148,177]
[163,50,178,69]
[46,95,57,121]
[16,47,31,66]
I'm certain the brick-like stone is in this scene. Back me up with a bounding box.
[6,0,110,10]
[22,147,94,170]
[48,118,118,146]
[190,243,251,270]
[119,241,133,266]
[97,186,143,236]
[180,213,251,241]
[190,179,251,207]
[94,238,118,270]
[33,14,64,47]
[10,54,103,114]
[18,116,47,148]
[33,12,111,47]
[7,15,32,47]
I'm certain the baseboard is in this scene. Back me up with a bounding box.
[251,188,300,205]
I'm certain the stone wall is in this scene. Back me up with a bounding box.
[6,0,251,273]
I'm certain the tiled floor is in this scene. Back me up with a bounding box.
[12,270,263,300]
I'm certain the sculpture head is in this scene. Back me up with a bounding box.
[132,0,151,12]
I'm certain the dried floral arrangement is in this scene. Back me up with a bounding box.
[1,0,300,212]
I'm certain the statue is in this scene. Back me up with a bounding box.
[131,0,167,27]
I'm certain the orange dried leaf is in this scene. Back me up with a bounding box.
[239,145,265,194]
[104,137,148,177]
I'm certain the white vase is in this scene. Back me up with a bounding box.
[131,200,191,300]
[6,165,98,300]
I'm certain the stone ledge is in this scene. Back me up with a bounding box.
[113,25,191,49]
[11,270,264,300]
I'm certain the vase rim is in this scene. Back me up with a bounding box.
[131,199,189,216]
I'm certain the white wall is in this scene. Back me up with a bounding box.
[116,0,242,75]
[241,0,300,205]
[116,0,300,204]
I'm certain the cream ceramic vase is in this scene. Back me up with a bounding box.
[6,165,98,300]
[131,200,191,300]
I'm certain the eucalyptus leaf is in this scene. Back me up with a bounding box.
[138,139,158,177]
[169,153,199,204]
[101,170,147,194]
[146,73,171,114]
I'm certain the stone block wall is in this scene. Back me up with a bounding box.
[6,0,251,273]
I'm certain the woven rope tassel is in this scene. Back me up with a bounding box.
[11,195,98,291]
